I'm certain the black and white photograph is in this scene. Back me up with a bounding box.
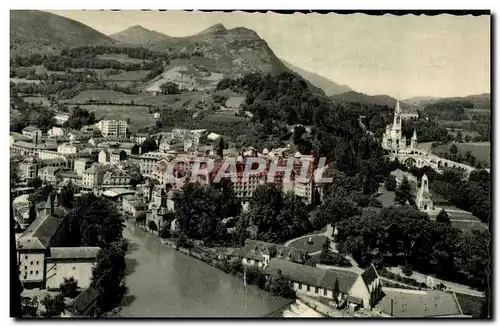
[8,9,492,319]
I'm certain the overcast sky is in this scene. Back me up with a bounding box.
[48,10,490,99]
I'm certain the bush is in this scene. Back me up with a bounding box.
[402,264,413,277]
[148,220,158,232]
[59,277,78,298]
[385,175,397,191]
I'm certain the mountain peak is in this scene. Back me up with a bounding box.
[198,23,227,35]
[110,25,171,44]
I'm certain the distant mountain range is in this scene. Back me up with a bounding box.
[10,10,116,56]
[281,60,351,96]
[329,91,416,111]
[404,93,490,109]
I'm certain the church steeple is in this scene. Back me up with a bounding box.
[393,95,402,128]
[395,96,401,114]
[410,129,418,148]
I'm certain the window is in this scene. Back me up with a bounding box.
[30,271,33,275]
[324,289,328,296]
[298,283,302,290]
[24,266,27,270]
[25,256,28,260]
[315,287,319,294]
[73,267,76,270]
[36,261,39,265]
[35,271,39,275]
[30,261,33,265]
[307,285,310,292]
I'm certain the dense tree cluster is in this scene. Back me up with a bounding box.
[58,195,127,316]
[402,118,449,143]
[335,205,490,290]
[63,106,96,130]
[159,81,180,95]
[10,98,55,133]
[216,72,387,179]
[423,100,473,121]
[174,181,241,246]
[414,167,492,223]
[247,184,312,243]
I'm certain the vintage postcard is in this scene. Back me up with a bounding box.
[10,10,491,319]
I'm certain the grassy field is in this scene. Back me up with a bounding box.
[433,142,491,165]
[10,78,41,84]
[63,89,207,108]
[287,235,328,253]
[207,111,248,122]
[75,104,157,133]
[21,96,51,106]
[451,221,488,232]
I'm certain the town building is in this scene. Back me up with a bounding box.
[96,120,128,138]
[109,150,127,165]
[231,239,309,269]
[38,166,65,184]
[47,127,66,138]
[58,142,84,155]
[74,159,93,176]
[45,247,100,290]
[266,259,381,309]
[22,126,43,141]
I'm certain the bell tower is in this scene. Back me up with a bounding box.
[411,129,418,149]
[416,174,433,212]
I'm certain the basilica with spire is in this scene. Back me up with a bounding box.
[381,99,418,151]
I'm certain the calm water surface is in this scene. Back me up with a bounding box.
[120,222,292,317]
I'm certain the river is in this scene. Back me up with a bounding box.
[120,222,293,317]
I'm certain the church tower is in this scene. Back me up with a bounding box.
[416,174,433,213]
[411,129,418,149]
[381,97,407,150]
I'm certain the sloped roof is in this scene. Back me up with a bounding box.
[361,264,379,286]
[48,247,100,260]
[23,126,41,132]
[18,213,64,250]
[83,163,101,174]
[266,259,358,293]
[375,289,462,318]
[68,287,100,316]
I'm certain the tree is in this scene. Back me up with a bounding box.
[320,239,331,263]
[385,175,397,191]
[60,277,79,298]
[28,202,37,225]
[395,177,415,206]
[91,239,128,316]
[141,137,158,154]
[402,264,413,277]
[10,157,20,189]
[148,220,158,232]
[41,293,66,317]
[160,82,180,95]
[216,137,224,157]
[436,209,450,224]
[177,232,191,248]
[59,182,75,208]
[265,270,295,298]
[450,143,458,155]
[28,177,43,189]
[456,131,463,142]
